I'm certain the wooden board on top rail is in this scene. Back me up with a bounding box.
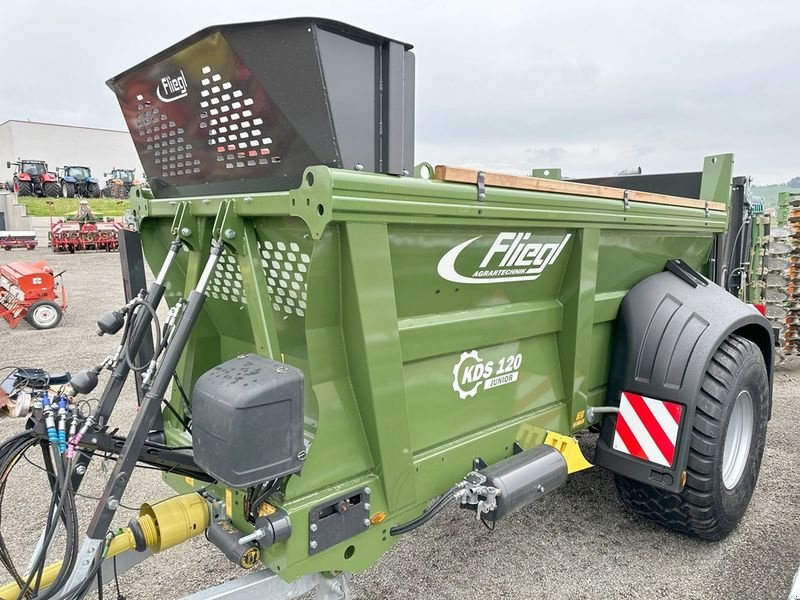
[433,165,727,212]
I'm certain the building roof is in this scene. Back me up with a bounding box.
[0,119,128,135]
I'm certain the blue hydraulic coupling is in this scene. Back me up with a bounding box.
[41,393,59,449]
[57,395,69,454]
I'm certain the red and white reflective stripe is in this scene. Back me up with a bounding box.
[612,392,683,467]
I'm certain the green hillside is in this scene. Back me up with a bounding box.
[751,184,799,207]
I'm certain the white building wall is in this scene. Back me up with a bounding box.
[0,191,33,231]
[0,120,143,185]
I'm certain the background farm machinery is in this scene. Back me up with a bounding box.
[50,199,125,252]
[0,17,776,600]
[765,192,800,358]
[102,168,139,199]
[719,177,769,307]
[7,159,59,197]
[711,183,800,362]
[0,230,37,251]
[0,259,66,329]
[57,166,102,198]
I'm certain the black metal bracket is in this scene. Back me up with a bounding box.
[472,457,488,470]
[308,488,371,555]
[476,171,486,202]
[664,258,708,288]
[622,189,630,211]
[118,229,156,416]
[31,419,212,482]
[85,241,221,539]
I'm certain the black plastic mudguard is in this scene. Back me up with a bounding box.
[594,260,774,493]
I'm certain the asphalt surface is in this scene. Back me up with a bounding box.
[0,246,798,600]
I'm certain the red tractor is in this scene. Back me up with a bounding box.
[0,259,67,329]
[7,159,59,197]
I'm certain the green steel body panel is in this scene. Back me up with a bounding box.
[132,160,728,580]
[778,192,790,227]
[747,213,768,304]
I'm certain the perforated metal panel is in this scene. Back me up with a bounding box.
[108,18,415,198]
[206,243,310,316]
[259,240,308,317]
[208,250,247,304]
[135,99,197,178]
[198,63,278,171]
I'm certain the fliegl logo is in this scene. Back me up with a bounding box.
[452,349,523,399]
[438,232,571,284]
[156,69,188,102]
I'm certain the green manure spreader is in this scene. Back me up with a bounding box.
[0,18,775,600]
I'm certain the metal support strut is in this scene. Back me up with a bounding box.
[58,239,224,598]
[69,237,183,490]
[23,238,183,592]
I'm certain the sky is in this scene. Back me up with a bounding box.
[1,0,798,184]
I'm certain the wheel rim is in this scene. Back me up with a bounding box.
[62,183,68,197]
[722,390,754,489]
[31,305,58,327]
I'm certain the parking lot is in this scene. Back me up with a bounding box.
[1,246,798,600]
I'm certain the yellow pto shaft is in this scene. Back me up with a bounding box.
[0,493,209,599]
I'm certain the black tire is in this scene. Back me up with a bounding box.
[101,187,110,198]
[615,334,769,540]
[44,182,60,198]
[25,300,63,330]
[61,182,75,198]
[87,182,101,198]
[14,180,32,196]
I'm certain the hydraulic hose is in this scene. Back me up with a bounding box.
[124,299,161,373]
[86,290,213,538]
[390,484,463,536]
[0,433,78,600]
[13,240,183,600]
[51,241,223,600]
[0,432,39,594]
[68,238,181,491]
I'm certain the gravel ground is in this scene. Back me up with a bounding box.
[0,246,798,600]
